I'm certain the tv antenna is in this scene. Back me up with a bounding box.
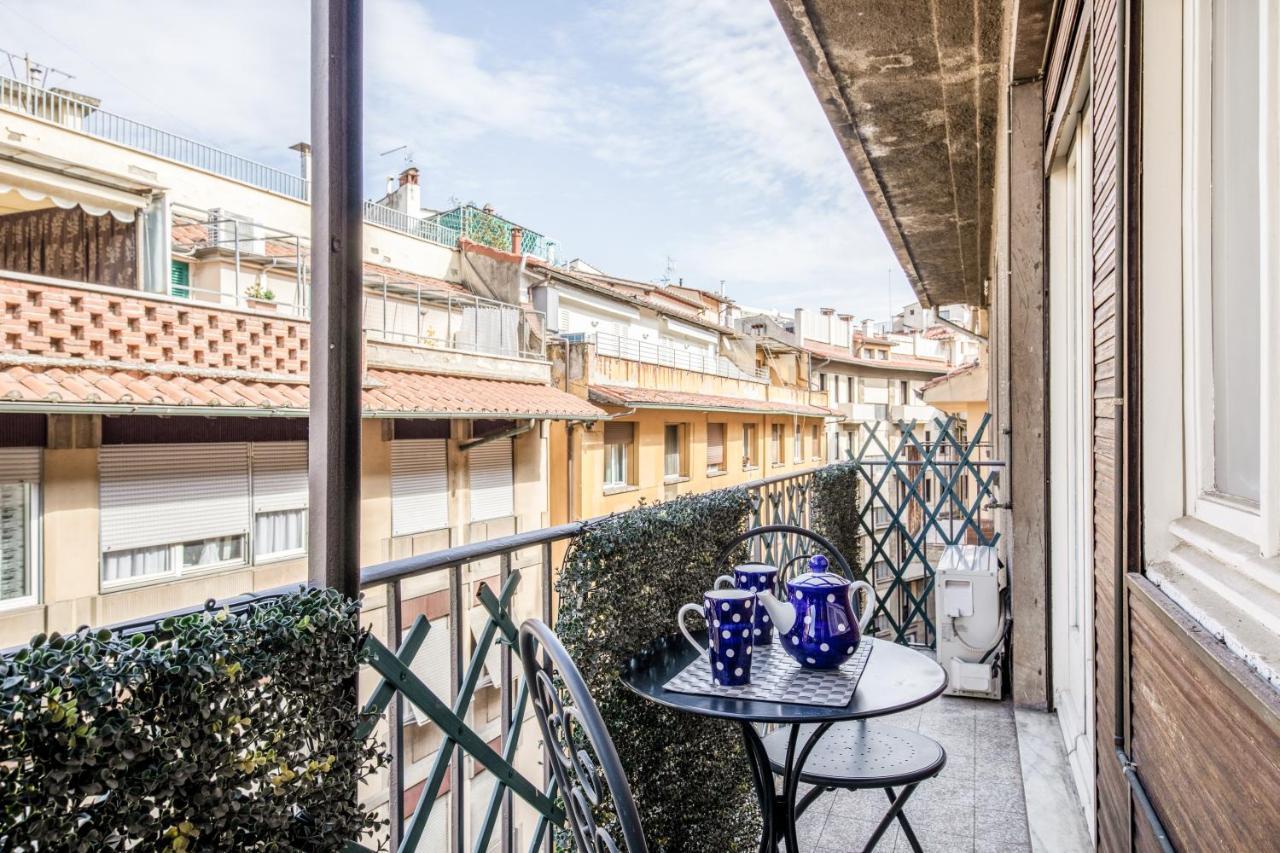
[379,144,414,168]
[1,49,73,88]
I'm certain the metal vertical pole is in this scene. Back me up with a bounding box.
[388,581,405,850]
[499,553,514,853]
[308,0,363,599]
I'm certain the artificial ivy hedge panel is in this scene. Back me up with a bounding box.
[555,488,758,852]
[810,461,864,579]
[0,588,384,851]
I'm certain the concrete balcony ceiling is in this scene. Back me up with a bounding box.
[771,0,1003,307]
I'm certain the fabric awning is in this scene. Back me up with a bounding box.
[589,384,833,418]
[0,160,150,222]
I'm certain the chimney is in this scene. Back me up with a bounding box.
[289,142,312,198]
[395,167,421,214]
[510,226,524,255]
[820,307,835,345]
[793,307,806,346]
[838,313,855,350]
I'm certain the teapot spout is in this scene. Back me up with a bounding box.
[755,591,797,634]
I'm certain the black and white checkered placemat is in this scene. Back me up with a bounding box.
[663,638,875,708]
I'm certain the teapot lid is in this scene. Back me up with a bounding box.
[788,554,849,590]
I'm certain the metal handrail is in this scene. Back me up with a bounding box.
[569,331,769,383]
[363,200,461,249]
[0,75,308,200]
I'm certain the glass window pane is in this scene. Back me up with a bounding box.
[103,544,171,583]
[664,425,680,477]
[182,535,244,568]
[1209,0,1261,502]
[0,484,30,602]
[255,509,306,558]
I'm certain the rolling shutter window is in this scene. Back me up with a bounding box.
[706,423,725,469]
[391,439,448,537]
[0,449,39,603]
[251,442,308,513]
[100,443,250,553]
[469,438,514,522]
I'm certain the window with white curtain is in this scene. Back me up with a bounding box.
[100,443,251,586]
[0,449,40,608]
[252,442,307,560]
[770,423,784,466]
[1182,0,1278,550]
[100,441,310,587]
[742,423,758,468]
[793,424,803,462]
[663,424,687,480]
[603,422,634,488]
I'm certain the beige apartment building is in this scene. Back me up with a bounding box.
[532,263,832,523]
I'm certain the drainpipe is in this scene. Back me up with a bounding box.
[460,419,536,450]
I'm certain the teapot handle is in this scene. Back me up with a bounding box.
[713,574,735,590]
[677,603,708,652]
[849,580,876,632]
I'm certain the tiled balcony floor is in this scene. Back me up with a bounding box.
[793,695,1030,853]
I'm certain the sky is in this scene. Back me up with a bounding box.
[0,0,918,319]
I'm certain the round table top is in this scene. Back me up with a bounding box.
[620,634,947,725]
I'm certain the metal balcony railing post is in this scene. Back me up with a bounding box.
[388,580,405,850]
[499,553,515,853]
[450,563,466,851]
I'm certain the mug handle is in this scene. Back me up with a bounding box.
[713,574,735,590]
[677,603,707,651]
[849,580,876,632]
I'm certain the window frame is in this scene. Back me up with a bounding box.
[1181,0,1280,552]
[0,480,41,611]
[742,422,759,470]
[603,421,636,490]
[663,422,689,482]
[770,423,785,467]
[99,441,309,592]
[706,422,727,476]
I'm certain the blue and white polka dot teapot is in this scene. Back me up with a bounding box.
[756,554,875,669]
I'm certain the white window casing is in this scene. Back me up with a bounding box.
[0,448,40,607]
[469,437,515,522]
[100,443,250,555]
[391,439,449,537]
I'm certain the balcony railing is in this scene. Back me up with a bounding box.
[363,201,461,250]
[363,276,547,361]
[429,206,555,261]
[570,331,769,382]
[1,75,309,200]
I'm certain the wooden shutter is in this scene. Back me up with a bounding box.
[469,438,514,522]
[707,424,725,467]
[100,443,250,552]
[391,439,448,537]
[251,442,307,513]
[170,260,190,298]
[604,422,631,445]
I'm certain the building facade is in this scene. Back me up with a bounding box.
[532,264,831,522]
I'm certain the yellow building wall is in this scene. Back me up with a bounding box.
[573,409,827,519]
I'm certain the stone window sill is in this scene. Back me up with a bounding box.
[1148,515,1280,691]
[603,484,639,496]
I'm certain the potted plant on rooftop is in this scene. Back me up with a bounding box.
[245,282,277,313]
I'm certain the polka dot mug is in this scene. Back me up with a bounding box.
[713,563,779,646]
[677,589,756,686]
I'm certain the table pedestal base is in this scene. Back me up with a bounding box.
[738,722,925,853]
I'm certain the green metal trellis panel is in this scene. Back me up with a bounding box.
[353,570,563,853]
[849,414,999,648]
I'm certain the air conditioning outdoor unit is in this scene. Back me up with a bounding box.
[207,208,265,257]
[934,544,1008,700]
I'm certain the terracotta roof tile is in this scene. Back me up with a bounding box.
[0,363,603,420]
[803,340,950,374]
[588,384,833,417]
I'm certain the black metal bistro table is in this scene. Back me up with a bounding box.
[621,634,946,853]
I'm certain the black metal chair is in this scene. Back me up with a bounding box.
[716,524,947,853]
[519,618,649,853]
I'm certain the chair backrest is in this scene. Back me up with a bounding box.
[518,618,648,853]
[712,522,855,585]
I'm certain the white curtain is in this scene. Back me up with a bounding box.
[254,509,305,558]
[103,545,170,582]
